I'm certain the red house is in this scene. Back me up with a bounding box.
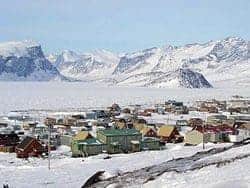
[16,136,45,158]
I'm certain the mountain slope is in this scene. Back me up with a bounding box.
[0,36,248,88]
[113,36,249,87]
[55,49,120,81]
[0,40,66,81]
[117,69,212,88]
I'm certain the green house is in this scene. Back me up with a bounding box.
[141,137,160,150]
[72,138,106,157]
[96,129,142,154]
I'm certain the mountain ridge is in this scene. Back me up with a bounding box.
[0,36,249,88]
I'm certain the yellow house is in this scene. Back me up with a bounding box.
[185,130,210,145]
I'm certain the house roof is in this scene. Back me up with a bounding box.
[158,125,176,137]
[78,138,103,145]
[140,127,156,136]
[98,129,141,136]
[134,123,146,131]
[17,136,35,150]
[142,137,160,142]
[73,131,92,141]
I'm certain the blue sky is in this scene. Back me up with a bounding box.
[0,0,249,53]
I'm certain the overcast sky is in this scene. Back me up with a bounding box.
[0,0,249,53]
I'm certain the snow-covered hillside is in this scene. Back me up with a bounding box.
[117,69,212,88]
[0,40,66,81]
[113,37,249,87]
[54,50,120,81]
[53,36,249,88]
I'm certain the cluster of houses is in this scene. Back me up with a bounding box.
[0,96,249,158]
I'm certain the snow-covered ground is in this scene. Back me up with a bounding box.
[0,143,233,188]
[144,144,250,188]
[0,82,250,115]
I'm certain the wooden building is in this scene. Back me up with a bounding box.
[0,133,20,152]
[16,136,45,158]
[97,129,142,154]
[141,137,160,150]
[157,125,183,143]
[140,127,157,137]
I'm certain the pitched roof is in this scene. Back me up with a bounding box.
[73,131,92,141]
[17,136,35,150]
[134,123,146,131]
[98,129,141,136]
[78,138,103,145]
[158,125,176,137]
[140,127,156,136]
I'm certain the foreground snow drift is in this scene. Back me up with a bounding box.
[0,143,231,188]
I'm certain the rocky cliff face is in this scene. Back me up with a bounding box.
[0,41,65,81]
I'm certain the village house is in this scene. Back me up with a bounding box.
[113,115,133,129]
[165,100,188,114]
[44,117,57,126]
[63,117,77,126]
[71,131,106,157]
[227,99,250,108]
[0,132,20,152]
[140,126,157,137]
[96,129,142,154]
[16,136,45,158]
[133,118,147,131]
[188,118,204,127]
[185,129,210,145]
[76,138,106,157]
[196,99,227,111]
[176,120,189,131]
[199,106,218,113]
[230,115,250,124]
[71,131,93,157]
[108,103,121,113]
[189,124,237,144]
[141,137,160,150]
[207,114,228,124]
[0,121,8,128]
[83,111,98,120]
[92,110,109,119]
[216,124,238,142]
[60,133,73,146]
[157,125,183,143]
[122,108,131,114]
[235,123,250,140]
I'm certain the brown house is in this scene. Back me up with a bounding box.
[188,118,204,127]
[16,136,45,158]
[158,125,183,143]
[0,133,20,152]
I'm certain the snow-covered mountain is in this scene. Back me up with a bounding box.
[54,49,120,81]
[0,36,248,88]
[117,68,212,88]
[53,36,249,88]
[0,40,66,81]
[114,37,249,86]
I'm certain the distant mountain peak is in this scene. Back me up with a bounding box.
[0,40,65,81]
[0,36,249,87]
[0,40,41,58]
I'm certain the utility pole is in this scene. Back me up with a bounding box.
[202,112,207,150]
[48,124,52,170]
[202,123,205,150]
